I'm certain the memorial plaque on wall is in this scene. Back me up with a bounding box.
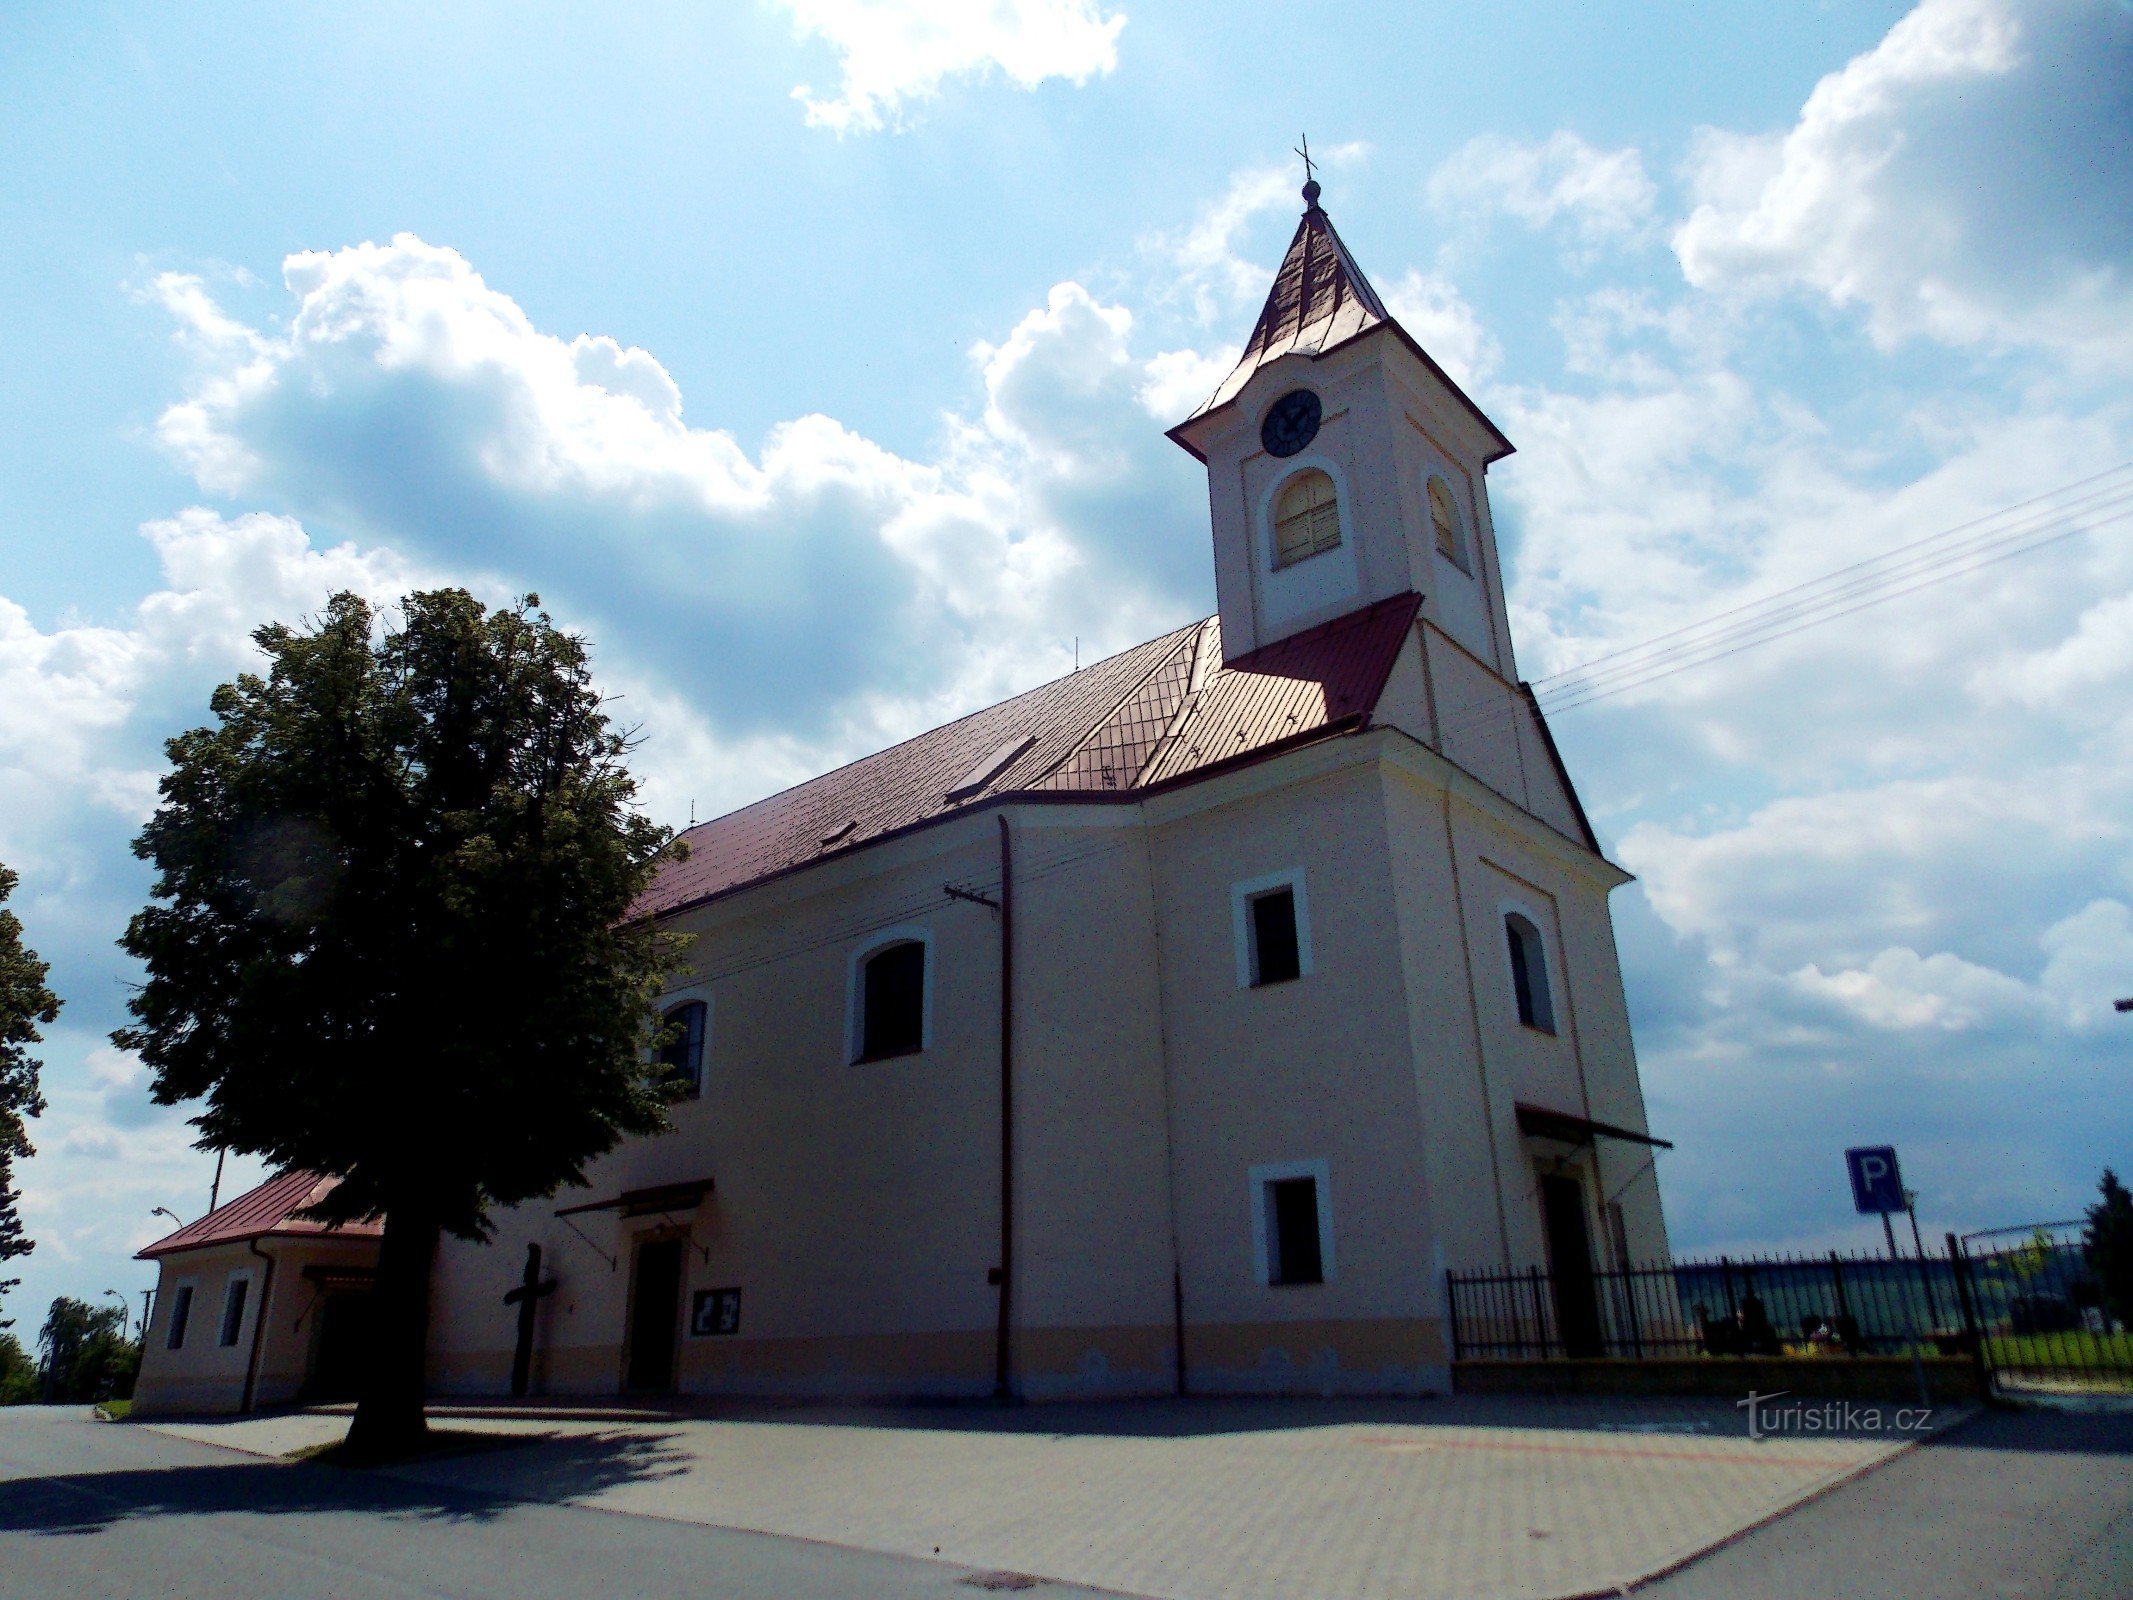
[690,1287,742,1337]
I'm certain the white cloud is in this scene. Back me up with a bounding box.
[1428,130,1657,255]
[1673,0,2133,359]
[149,235,1213,759]
[1380,270,1500,388]
[774,0,1125,133]
[1790,946,2043,1031]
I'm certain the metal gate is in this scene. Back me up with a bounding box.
[1953,1224,2133,1396]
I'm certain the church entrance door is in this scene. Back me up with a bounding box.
[626,1238,683,1391]
[305,1292,373,1402]
[1540,1174,1604,1358]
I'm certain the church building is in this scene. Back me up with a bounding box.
[391,181,1667,1404]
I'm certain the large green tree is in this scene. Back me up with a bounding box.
[0,863,60,1329]
[118,590,686,1452]
[36,1296,136,1404]
[2085,1168,2133,1330]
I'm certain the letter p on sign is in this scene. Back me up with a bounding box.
[1846,1145,1905,1214]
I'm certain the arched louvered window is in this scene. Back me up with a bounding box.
[1504,914,1556,1034]
[657,999,708,1097]
[857,940,926,1061]
[1272,468,1342,568]
[1429,475,1469,570]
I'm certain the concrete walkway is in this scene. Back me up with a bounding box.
[149,1395,1945,1600]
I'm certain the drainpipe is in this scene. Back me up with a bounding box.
[993,812,1015,1399]
[240,1238,276,1414]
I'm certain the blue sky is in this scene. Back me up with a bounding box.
[3,0,2130,1327]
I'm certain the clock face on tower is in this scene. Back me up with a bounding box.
[1259,389,1322,459]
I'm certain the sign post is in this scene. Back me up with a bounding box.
[1845,1145,1928,1405]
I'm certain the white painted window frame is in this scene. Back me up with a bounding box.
[165,1278,198,1351]
[1248,1157,1336,1286]
[1231,867,1314,989]
[217,1269,255,1349]
[845,923,934,1063]
[1497,894,1561,1035]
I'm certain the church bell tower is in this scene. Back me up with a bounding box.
[1168,178,1521,679]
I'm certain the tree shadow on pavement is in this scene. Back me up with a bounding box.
[1925,1406,2133,1456]
[0,1427,690,1538]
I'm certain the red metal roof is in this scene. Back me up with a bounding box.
[1169,189,1514,464]
[136,1170,383,1260]
[635,593,1422,922]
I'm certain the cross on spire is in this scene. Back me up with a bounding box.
[1294,134,1322,210]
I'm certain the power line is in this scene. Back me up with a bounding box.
[1422,464,2132,749]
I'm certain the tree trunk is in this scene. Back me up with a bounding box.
[346,1201,438,1457]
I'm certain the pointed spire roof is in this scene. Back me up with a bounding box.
[1169,180,1513,462]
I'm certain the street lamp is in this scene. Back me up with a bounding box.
[150,1206,185,1227]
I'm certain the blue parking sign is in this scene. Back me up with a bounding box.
[1846,1146,1906,1214]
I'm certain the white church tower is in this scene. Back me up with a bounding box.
[1168,174,1519,680]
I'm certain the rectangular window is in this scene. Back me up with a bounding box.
[218,1277,249,1347]
[165,1284,194,1351]
[1267,1177,1324,1286]
[1249,889,1302,986]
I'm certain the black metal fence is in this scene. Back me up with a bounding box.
[1447,1229,2132,1396]
[1447,1250,1964,1363]
[1956,1222,2133,1395]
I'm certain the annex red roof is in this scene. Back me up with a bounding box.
[136,1169,383,1260]
[634,593,1423,921]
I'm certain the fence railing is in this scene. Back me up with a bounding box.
[1447,1250,1963,1363]
[1957,1223,2133,1394]
[1448,1230,2131,1394]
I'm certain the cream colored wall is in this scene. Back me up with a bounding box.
[1145,751,1446,1394]
[132,1234,378,1416]
[433,813,1009,1398]
[431,805,1184,1402]
[421,722,1667,1401]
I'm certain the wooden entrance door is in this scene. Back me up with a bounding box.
[626,1238,683,1391]
[1540,1174,1605,1358]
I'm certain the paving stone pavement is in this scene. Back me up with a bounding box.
[149,1395,1947,1600]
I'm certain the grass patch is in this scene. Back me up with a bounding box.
[92,1398,134,1421]
[1985,1332,2133,1377]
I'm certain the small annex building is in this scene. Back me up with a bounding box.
[131,1170,381,1417]
[416,180,1674,1404]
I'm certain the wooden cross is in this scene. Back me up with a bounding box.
[502,1242,558,1398]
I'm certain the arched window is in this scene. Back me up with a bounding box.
[656,999,707,1097]
[1272,469,1342,568]
[1504,914,1556,1033]
[1428,476,1469,570]
[857,940,926,1061]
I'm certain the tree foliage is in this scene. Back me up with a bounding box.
[0,862,61,1324]
[0,1330,38,1404]
[36,1297,137,1404]
[2085,1167,2133,1329]
[116,590,687,1448]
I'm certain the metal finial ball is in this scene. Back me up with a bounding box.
[1302,178,1321,207]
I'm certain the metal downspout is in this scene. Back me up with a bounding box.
[993,812,1015,1399]
[240,1238,276,1414]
